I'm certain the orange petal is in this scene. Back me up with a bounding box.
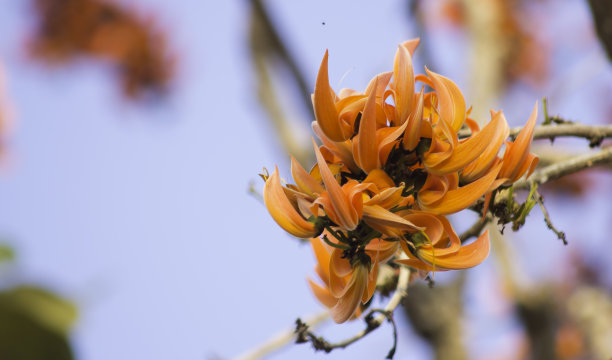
[297,197,316,219]
[417,173,453,206]
[415,74,434,88]
[418,162,501,215]
[481,177,507,218]
[499,102,538,181]
[464,116,481,134]
[314,51,345,141]
[362,262,378,303]
[461,112,509,182]
[393,43,415,124]
[417,230,490,270]
[291,155,324,198]
[423,135,454,169]
[313,138,360,230]
[309,160,342,185]
[365,237,399,252]
[523,153,539,179]
[377,119,410,165]
[364,186,405,209]
[330,265,368,323]
[363,169,396,190]
[424,109,507,175]
[365,72,393,98]
[402,89,425,151]
[427,214,461,256]
[263,167,318,238]
[425,67,466,134]
[401,38,421,56]
[336,95,367,131]
[307,278,338,308]
[365,239,399,263]
[353,82,380,173]
[310,238,332,282]
[329,248,353,298]
[312,122,359,173]
[400,211,445,247]
[507,152,538,185]
[362,205,423,232]
[395,258,436,272]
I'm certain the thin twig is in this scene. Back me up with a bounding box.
[541,97,571,125]
[543,98,551,125]
[458,124,612,146]
[292,216,499,357]
[514,146,612,190]
[233,311,329,360]
[295,262,412,358]
[249,0,313,119]
[587,0,612,60]
[519,124,612,146]
[248,180,264,204]
[292,219,493,357]
[532,184,567,245]
[459,215,492,243]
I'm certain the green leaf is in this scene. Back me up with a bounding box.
[0,243,14,263]
[0,286,77,360]
[0,286,77,335]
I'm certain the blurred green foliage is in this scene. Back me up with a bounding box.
[0,244,77,360]
[0,243,14,263]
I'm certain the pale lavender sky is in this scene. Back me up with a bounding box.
[0,0,610,359]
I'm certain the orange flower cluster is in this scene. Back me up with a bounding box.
[262,40,538,323]
[29,0,174,99]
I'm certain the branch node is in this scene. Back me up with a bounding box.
[589,136,604,148]
[294,318,332,352]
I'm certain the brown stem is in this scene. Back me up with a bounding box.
[295,264,411,358]
[459,124,612,146]
[460,215,491,243]
[514,146,612,190]
[587,0,612,60]
[249,0,313,119]
[533,186,567,245]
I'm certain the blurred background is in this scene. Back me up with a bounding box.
[0,0,611,359]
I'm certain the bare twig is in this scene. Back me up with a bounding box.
[296,308,399,359]
[292,219,492,357]
[234,311,329,360]
[249,0,313,117]
[520,124,612,147]
[541,97,571,125]
[514,146,612,190]
[542,97,551,125]
[532,184,567,245]
[459,124,612,146]
[587,0,612,60]
[459,215,491,243]
[247,180,264,204]
[248,1,313,165]
[295,262,412,358]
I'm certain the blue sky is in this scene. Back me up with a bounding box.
[0,0,611,359]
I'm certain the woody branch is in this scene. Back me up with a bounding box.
[245,123,612,360]
[459,123,612,146]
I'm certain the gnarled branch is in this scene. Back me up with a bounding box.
[514,146,612,190]
[459,123,612,146]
